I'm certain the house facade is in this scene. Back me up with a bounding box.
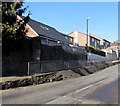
[103,39,111,49]
[105,41,120,59]
[68,30,110,49]
[68,31,87,46]
[61,33,74,45]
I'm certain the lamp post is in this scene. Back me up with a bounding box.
[86,17,90,46]
[86,18,90,66]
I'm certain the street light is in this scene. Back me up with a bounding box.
[86,17,90,46]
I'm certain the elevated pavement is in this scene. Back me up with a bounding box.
[0,60,120,90]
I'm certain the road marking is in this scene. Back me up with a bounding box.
[75,80,104,93]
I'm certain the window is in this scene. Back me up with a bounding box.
[45,27,49,30]
[107,42,110,45]
[97,40,100,44]
[41,38,47,45]
[57,41,60,44]
[91,38,95,42]
[40,25,49,30]
[65,36,68,39]
[46,39,49,45]
[82,37,86,39]
[49,40,57,46]
[107,42,110,47]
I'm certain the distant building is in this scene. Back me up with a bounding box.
[61,33,74,45]
[105,41,120,59]
[89,33,103,49]
[68,31,87,46]
[68,30,110,49]
[103,39,111,49]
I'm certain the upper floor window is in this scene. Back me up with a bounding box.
[82,37,86,39]
[65,36,68,39]
[91,37,95,42]
[97,40,100,44]
[107,42,110,45]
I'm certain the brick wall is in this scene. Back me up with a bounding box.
[68,31,105,47]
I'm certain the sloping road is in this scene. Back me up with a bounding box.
[2,64,119,104]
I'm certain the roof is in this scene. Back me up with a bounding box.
[105,46,114,50]
[20,16,69,43]
[68,31,87,36]
[68,32,74,35]
[89,33,103,41]
[103,39,110,43]
[111,41,120,46]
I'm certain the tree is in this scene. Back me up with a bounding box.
[2,1,30,53]
[2,1,30,40]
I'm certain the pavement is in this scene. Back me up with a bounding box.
[1,64,119,104]
[1,60,119,84]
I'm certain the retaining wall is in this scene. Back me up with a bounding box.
[1,60,120,90]
[3,37,86,77]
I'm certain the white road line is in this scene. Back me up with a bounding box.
[75,80,104,93]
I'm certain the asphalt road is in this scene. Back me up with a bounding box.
[84,78,119,104]
[2,64,119,104]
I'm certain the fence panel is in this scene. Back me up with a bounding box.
[28,60,86,75]
[29,62,41,75]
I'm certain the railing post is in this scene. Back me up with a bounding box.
[28,62,30,76]
[68,61,69,69]
[40,61,42,73]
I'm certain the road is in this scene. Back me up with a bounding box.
[2,64,119,104]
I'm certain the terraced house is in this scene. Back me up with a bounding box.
[68,30,110,49]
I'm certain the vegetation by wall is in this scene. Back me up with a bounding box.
[85,46,105,56]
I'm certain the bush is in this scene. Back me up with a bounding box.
[85,46,105,56]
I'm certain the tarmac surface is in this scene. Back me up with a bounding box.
[84,78,119,104]
[1,64,119,104]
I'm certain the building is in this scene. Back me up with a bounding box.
[103,39,111,49]
[3,16,87,76]
[68,31,87,46]
[61,33,74,45]
[68,30,110,49]
[19,16,71,47]
[105,41,120,59]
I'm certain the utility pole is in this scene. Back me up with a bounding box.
[86,17,90,46]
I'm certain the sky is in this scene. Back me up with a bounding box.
[23,2,118,42]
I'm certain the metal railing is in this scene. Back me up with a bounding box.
[28,60,86,76]
[27,55,117,76]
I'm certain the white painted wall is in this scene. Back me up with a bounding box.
[73,31,78,44]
